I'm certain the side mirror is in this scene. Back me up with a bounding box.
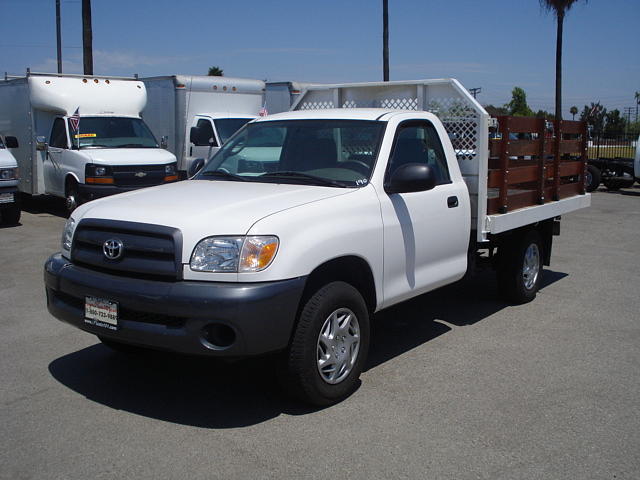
[189,126,200,144]
[5,136,19,149]
[36,136,48,151]
[208,137,216,147]
[161,135,168,149]
[188,158,205,178]
[385,163,436,194]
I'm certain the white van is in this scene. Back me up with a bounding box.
[0,73,178,211]
[0,134,20,224]
[142,75,265,176]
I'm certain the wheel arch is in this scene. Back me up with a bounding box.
[64,172,80,195]
[299,255,378,316]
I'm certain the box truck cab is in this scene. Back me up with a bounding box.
[0,134,21,224]
[188,113,256,162]
[0,73,178,211]
[142,75,265,176]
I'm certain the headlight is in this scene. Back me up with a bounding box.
[0,167,18,180]
[190,235,279,272]
[165,163,176,175]
[61,218,76,256]
[85,163,112,177]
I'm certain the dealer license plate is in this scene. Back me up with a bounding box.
[0,192,14,204]
[85,296,118,330]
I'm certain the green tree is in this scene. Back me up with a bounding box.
[570,105,578,120]
[539,0,587,122]
[603,109,626,137]
[207,66,224,76]
[580,102,606,134]
[484,104,509,117]
[505,87,534,116]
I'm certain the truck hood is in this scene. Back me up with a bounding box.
[80,148,176,165]
[0,149,18,168]
[74,180,355,259]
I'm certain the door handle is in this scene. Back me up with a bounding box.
[447,196,459,208]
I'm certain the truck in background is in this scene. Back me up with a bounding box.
[0,134,21,224]
[142,75,265,176]
[45,79,590,405]
[0,72,178,211]
[585,133,638,191]
[265,81,320,114]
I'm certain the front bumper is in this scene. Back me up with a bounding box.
[45,253,306,357]
[78,181,176,202]
[0,185,19,209]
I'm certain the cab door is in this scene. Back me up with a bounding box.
[379,119,470,308]
[190,117,219,161]
[44,117,68,196]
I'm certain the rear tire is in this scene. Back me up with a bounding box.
[1,205,21,225]
[585,165,600,192]
[280,281,370,406]
[498,230,543,304]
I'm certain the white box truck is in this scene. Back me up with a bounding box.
[142,75,265,176]
[0,133,21,224]
[0,72,178,211]
[265,81,320,114]
[45,79,590,405]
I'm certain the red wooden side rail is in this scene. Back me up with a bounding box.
[487,116,587,215]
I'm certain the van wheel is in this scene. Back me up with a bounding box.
[585,165,600,192]
[1,205,21,225]
[281,281,370,406]
[65,178,81,212]
[498,230,543,304]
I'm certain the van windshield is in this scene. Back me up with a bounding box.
[197,120,385,188]
[68,116,158,149]
[214,118,254,144]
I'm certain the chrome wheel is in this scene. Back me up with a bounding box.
[523,243,540,290]
[316,308,360,384]
[65,193,77,212]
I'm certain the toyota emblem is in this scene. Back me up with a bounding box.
[103,238,124,260]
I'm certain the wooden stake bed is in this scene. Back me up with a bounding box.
[487,116,588,215]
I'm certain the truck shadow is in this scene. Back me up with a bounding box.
[48,269,567,428]
[21,194,69,218]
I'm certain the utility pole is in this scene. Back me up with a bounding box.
[383,0,389,81]
[55,0,62,73]
[623,107,633,135]
[82,0,93,75]
[469,87,482,99]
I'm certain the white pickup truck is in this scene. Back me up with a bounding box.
[0,134,21,224]
[45,79,590,405]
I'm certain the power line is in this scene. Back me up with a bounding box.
[469,87,481,99]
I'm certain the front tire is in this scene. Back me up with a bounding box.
[65,178,81,213]
[281,281,370,406]
[585,165,600,192]
[1,205,21,225]
[498,230,543,304]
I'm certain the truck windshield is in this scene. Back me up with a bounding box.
[68,117,158,149]
[214,118,254,144]
[197,120,385,188]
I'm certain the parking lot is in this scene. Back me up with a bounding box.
[1,187,639,479]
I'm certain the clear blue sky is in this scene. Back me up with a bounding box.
[1,0,638,118]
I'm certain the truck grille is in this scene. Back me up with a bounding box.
[71,219,182,280]
[112,164,167,187]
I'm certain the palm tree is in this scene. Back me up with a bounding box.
[570,106,578,120]
[383,0,389,81]
[539,0,586,122]
[207,66,224,76]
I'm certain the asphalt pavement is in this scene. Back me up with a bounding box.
[1,187,639,479]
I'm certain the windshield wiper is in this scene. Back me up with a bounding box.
[116,144,155,148]
[259,171,348,188]
[200,169,247,181]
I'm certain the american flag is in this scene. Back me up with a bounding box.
[69,107,80,131]
[259,104,268,117]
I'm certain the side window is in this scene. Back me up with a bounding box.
[194,119,217,147]
[50,118,68,149]
[388,122,451,185]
